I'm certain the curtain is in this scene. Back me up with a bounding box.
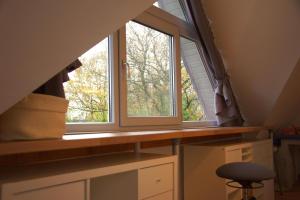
[185,0,244,126]
[33,59,82,98]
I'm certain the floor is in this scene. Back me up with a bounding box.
[275,182,300,200]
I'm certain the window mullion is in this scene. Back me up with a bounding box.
[118,26,128,127]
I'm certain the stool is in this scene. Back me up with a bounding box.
[216,162,275,200]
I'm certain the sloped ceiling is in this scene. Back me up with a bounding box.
[0,0,154,114]
[1,0,299,128]
[264,59,300,127]
[202,0,300,126]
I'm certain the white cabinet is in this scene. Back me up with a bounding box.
[144,191,173,200]
[14,181,87,200]
[139,164,173,199]
[1,153,178,200]
[184,139,274,200]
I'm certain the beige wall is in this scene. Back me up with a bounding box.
[0,0,154,114]
[202,0,300,125]
[264,59,300,128]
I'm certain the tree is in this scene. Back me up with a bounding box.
[126,21,172,116]
[64,40,109,122]
[181,64,204,121]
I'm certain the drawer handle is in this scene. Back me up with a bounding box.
[155,178,162,183]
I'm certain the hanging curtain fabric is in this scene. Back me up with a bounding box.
[185,0,244,126]
[33,59,82,98]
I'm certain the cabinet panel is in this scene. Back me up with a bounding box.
[14,181,86,200]
[144,191,173,200]
[184,139,273,200]
[139,164,173,199]
[91,171,138,200]
[225,149,242,163]
[1,154,177,200]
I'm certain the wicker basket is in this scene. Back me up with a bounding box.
[0,94,68,141]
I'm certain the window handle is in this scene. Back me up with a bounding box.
[122,60,129,70]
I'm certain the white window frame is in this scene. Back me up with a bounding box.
[145,6,217,127]
[66,4,217,132]
[66,34,120,133]
[119,12,182,126]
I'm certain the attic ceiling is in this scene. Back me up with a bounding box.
[0,0,155,114]
[202,0,300,127]
[0,0,299,128]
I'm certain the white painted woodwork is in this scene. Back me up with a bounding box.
[143,191,173,200]
[119,11,182,127]
[14,181,86,200]
[0,153,177,200]
[184,139,274,200]
[139,164,173,199]
[90,171,138,200]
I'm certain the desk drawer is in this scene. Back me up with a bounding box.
[139,163,173,199]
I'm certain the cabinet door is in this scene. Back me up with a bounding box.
[13,181,86,200]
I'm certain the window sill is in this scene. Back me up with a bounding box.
[0,126,265,156]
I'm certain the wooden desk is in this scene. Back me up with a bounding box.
[0,127,264,156]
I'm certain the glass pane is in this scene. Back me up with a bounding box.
[126,21,174,117]
[64,38,110,123]
[153,0,187,21]
[181,59,205,121]
[180,37,215,121]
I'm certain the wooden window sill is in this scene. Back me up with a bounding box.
[0,126,265,156]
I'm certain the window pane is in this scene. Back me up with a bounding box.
[64,38,110,123]
[126,21,174,117]
[181,60,205,121]
[153,0,187,21]
[180,37,215,121]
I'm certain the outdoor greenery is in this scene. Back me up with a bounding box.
[181,63,204,121]
[64,39,109,122]
[64,22,204,123]
[126,21,172,116]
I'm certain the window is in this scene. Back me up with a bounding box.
[153,0,187,21]
[64,37,111,123]
[181,60,205,121]
[120,15,181,126]
[126,21,174,117]
[64,2,216,131]
[180,37,215,121]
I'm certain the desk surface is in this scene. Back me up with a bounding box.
[0,126,265,156]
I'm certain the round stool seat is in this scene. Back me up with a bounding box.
[216,162,274,183]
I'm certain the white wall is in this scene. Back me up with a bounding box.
[202,0,300,125]
[264,59,300,127]
[0,0,154,114]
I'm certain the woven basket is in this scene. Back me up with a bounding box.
[0,94,68,141]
